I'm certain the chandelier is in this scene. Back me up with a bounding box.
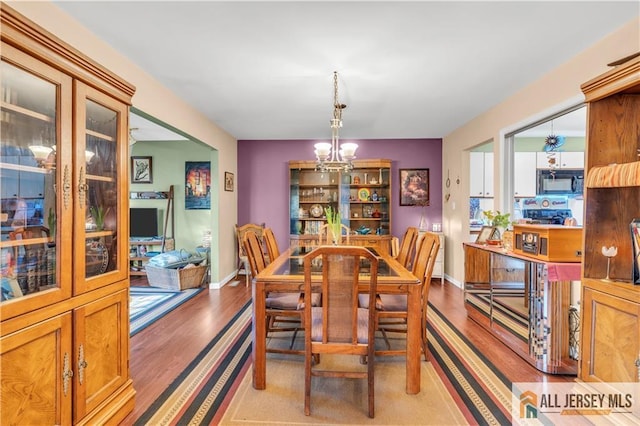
[314,71,358,172]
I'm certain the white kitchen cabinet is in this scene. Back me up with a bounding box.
[536,151,585,169]
[470,152,494,197]
[514,152,537,197]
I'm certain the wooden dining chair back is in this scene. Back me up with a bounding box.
[263,227,280,262]
[395,226,419,268]
[303,245,378,418]
[242,230,268,279]
[235,223,265,287]
[244,230,307,354]
[373,231,440,359]
[317,223,351,245]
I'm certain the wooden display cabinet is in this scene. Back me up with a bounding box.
[578,54,640,384]
[289,159,392,237]
[0,4,135,424]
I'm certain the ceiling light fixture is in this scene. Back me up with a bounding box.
[314,71,357,172]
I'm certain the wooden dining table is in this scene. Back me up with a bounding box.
[252,245,423,394]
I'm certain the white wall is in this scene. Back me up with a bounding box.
[9,1,239,285]
[442,17,640,287]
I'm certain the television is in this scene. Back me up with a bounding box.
[129,208,159,238]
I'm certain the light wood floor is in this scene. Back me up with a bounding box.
[120,276,574,425]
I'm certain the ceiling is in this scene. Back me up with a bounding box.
[54,1,638,142]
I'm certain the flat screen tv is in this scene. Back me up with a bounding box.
[130,208,159,238]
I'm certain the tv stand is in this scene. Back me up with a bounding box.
[129,185,175,276]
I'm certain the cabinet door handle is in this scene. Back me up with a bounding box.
[78,344,88,385]
[62,352,73,396]
[63,165,71,210]
[78,166,89,207]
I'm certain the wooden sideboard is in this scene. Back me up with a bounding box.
[290,234,392,255]
[463,242,580,374]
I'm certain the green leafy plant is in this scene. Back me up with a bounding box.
[324,206,341,244]
[89,206,110,231]
[483,210,511,229]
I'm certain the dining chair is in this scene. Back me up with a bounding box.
[395,226,419,269]
[243,230,307,354]
[303,245,378,418]
[363,231,440,360]
[235,223,266,287]
[263,227,279,261]
[317,223,351,245]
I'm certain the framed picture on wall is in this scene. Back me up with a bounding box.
[185,161,211,210]
[225,172,234,192]
[399,168,429,206]
[131,156,153,184]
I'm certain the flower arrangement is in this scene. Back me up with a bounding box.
[324,206,341,244]
[482,210,511,229]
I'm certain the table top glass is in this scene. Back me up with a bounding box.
[272,246,397,277]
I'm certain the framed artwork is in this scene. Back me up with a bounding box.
[224,171,234,192]
[131,156,153,183]
[475,226,497,244]
[399,168,429,206]
[185,161,211,210]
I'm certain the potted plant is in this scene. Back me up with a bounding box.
[483,210,511,240]
[90,206,109,231]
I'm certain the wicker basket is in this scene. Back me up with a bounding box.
[145,264,207,290]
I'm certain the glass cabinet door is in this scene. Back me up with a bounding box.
[74,83,129,293]
[0,44,73,320]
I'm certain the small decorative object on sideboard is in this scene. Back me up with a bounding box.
[601,245,618,282]
[631,218,640,284]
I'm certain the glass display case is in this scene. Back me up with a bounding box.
[0,4,136,424]
[289,159,392,237]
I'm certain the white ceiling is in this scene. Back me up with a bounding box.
[54,1,638,142]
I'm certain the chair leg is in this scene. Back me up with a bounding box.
[305,352,312,415]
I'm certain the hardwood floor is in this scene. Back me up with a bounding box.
[120,276,574,424]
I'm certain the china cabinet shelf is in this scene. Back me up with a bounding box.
[578,55,640,385]
[0,100,53,122]
[0,162,51,173]
[289,159,392,238]
[1,4,135,424]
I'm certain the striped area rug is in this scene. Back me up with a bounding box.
[133,301,252,425]
[130,286,205,336]
[135,301,512,425]
[428,303,513,425]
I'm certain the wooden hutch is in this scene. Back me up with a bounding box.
[0,4,135,424]
[578,54,640,384]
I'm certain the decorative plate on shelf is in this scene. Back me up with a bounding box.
[310,204,324,218]
[85,239,109,277]
[358,188,370,202]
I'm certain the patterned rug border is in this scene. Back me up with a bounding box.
[134,300,252,425]
[135,300,514,425]
[428,302,513,425]
[129,286,204,336]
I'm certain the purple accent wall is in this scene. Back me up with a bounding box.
[237,138,442,249]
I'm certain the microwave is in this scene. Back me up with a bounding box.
[537,169,584,195]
